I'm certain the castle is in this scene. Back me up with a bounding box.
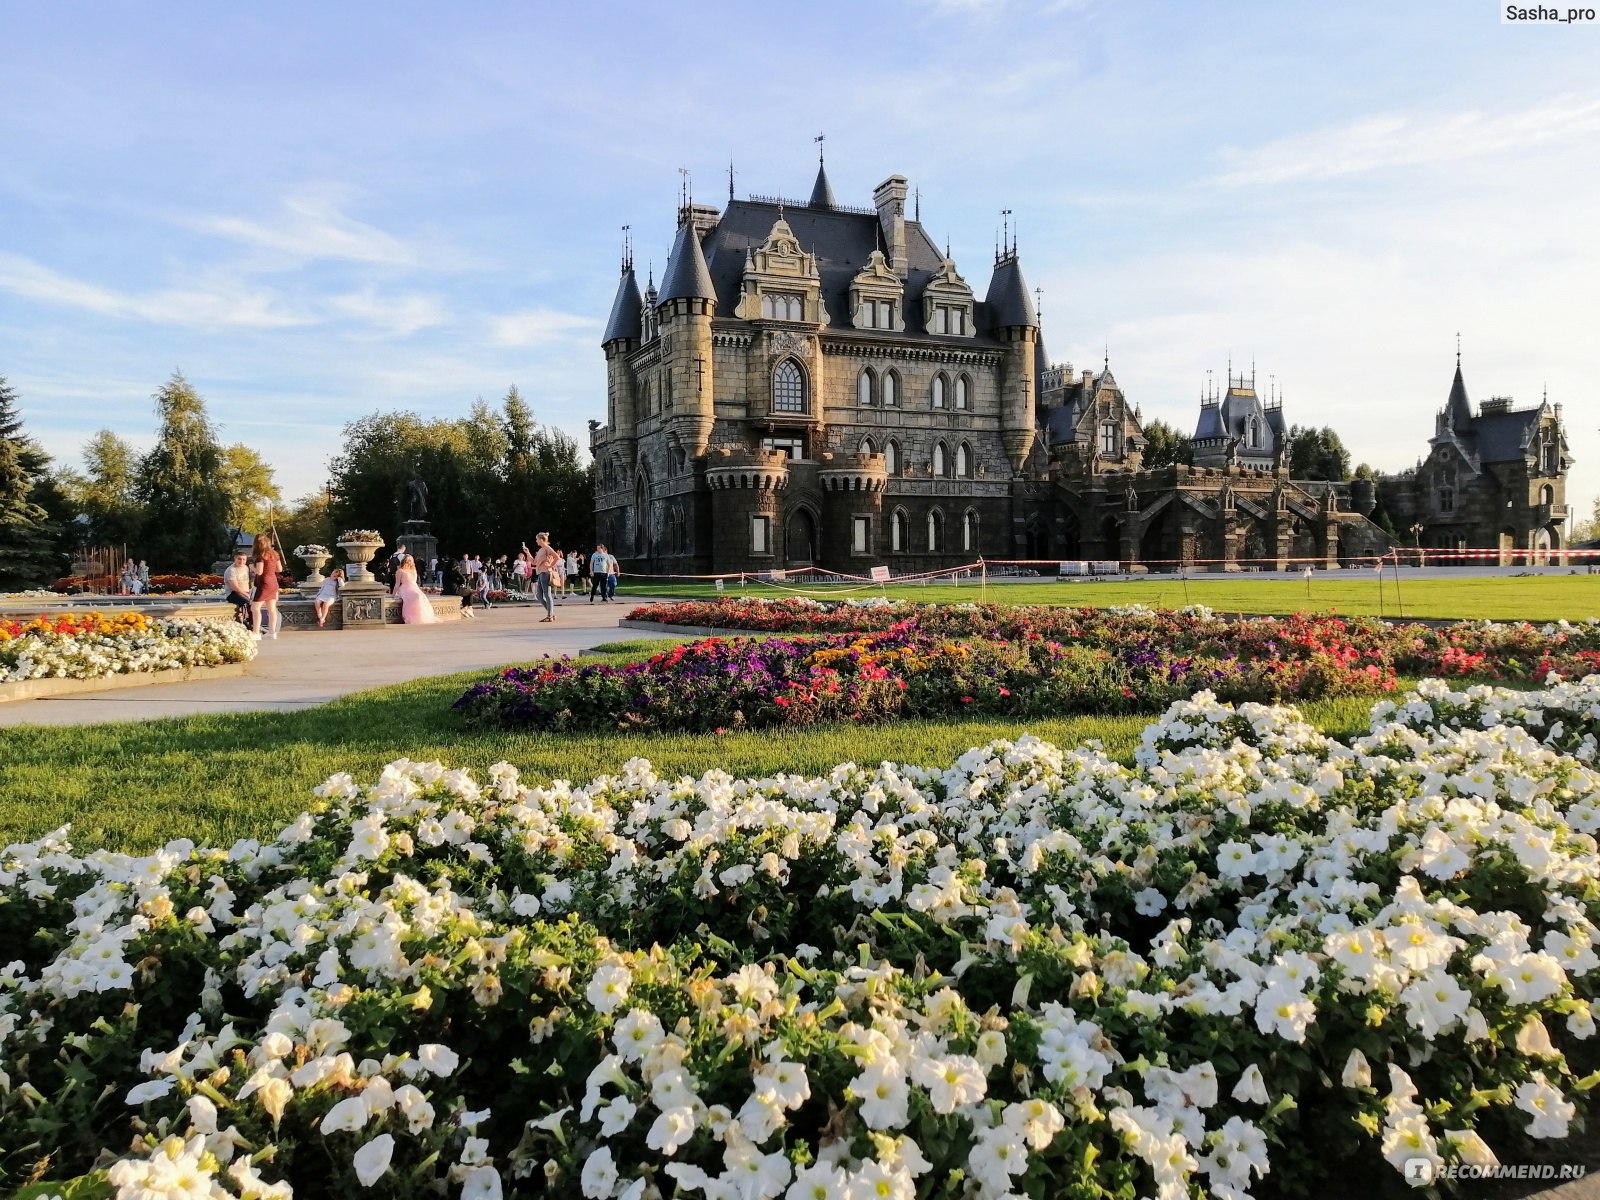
[591,160,1571,574]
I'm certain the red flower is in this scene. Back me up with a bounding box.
[961,695,974,703]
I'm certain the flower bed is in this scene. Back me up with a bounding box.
[5,679,1598,1198]
[631,598,1600,684]
[49,573,227,594]
[0,611,257,682]
[454,620,1395,733]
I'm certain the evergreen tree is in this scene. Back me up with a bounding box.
[0,376,66,587]
[1287,425,1352,481]
[1140,419,1193,469]
[135,372,229,571]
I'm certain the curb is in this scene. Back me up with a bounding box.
[0,661,251,704]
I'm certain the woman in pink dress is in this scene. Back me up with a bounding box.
[393,554,437,624]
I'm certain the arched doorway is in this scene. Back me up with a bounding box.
[787,508,817,568]
[633,470,651,560]
[1532,526,1554,566]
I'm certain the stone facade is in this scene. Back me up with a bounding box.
[593,163,1570,575]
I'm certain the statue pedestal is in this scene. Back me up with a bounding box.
[340,581,390,630]
[398,521,439,584]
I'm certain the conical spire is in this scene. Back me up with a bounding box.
[602,264,643,344]
[1446,361,1473,429]
[983,255,1037,329]
[657,220,716,306]
[809,160,838,209]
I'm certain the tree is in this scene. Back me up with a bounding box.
[1572,496,1600,546]
[1140,419,1193,469]
[218,444,281,536]
[60,429,142,547]
[1287,425,1352,481]
[135,372,229,571]
[0,376,66,587]
[273,490,335,557]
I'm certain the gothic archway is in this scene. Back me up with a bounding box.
[786,508,817,567]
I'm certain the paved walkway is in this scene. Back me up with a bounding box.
[0,597,678,727]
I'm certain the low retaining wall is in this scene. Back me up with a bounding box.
[0,661,250,704]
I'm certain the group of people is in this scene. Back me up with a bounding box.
[218,533,625,636]
[222,535,286,639]
[117,559,151,594]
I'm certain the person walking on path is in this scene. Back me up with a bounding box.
[589,544,609,603]
[249,533,284,640]
[532,532,561,622]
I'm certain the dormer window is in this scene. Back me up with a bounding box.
[761,292,805,321]
[849,250,905,333]
[862,299,896,329]
[1100,422,1119,455]
[921,256,975,339]
[933,306,967,336]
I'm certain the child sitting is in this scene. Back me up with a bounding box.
[313,569,345,628]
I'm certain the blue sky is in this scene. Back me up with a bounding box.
[3,0,1596,527]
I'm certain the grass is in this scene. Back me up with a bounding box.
[626,573,1600,621]
[0,653,1390,852]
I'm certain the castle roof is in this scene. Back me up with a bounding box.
[1446,363,1473,430]
[983,255,1037,329]
[1438,365,1549,465]
[658,220,717,305]
[694,199,1019,342]
[809,161,838,210]
[601,266,643,343]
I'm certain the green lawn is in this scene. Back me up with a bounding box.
[627,572,1600,621]
[0,652,1387,852]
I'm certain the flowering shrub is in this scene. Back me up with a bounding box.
[49,573,226,594]
[631,598,1600,684]
[293,544,331,558]
[0,611,257,682]
[453,620,1393,733]
[339,529,383,545]
[5,679,1598,1198]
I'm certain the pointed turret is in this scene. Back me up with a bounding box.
[809,160,838,209]
[657,220,717,306]
[1446,362,1473,429]
[984,255,1037,329]
[602,265,643,345]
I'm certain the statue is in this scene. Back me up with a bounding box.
[407,468,429,521]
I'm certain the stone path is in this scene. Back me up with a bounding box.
[0,597,677,727]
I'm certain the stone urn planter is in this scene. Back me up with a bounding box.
[295,549,332,588]
[337,541,385,585]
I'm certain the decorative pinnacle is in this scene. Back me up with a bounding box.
[814,131,825,162]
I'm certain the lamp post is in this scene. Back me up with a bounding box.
[1409,523,1424,569]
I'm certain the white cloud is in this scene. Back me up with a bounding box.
[0,253,308,329]
[488,307,599,347]
[198,188,416,266]
[324,290,447,337]
[1216,94,1600,187]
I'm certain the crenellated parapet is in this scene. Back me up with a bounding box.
[818,451,888,493]
[705,448,791,491]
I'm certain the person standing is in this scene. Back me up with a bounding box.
[606,546,620,602]
[392,554,437,624]
[250,533,283,640]
[588,544,608,603]
[532,532,560,622]
[136,560,150,593]
[223,551,253,626]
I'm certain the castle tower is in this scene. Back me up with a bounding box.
[600,252,643,469]
[656,215,717,458]
[985,250,1038,473]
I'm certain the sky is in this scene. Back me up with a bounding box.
[2,0,1596,530]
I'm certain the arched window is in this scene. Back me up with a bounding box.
[927,508,945,552]
[1100,422,1118,455]
[955,375,970,410]
[884,439,900,476]
[891,508,908,552]
[962,508,978,552]
[1248,416,1260,449]
[1539,484,1555,505]
[882,371,899,407]
[773,359,807,414]
[932,441,947,476]
[955,443,971,478]
[858,369,875,406]
[858,436,875,455]
[931,375,946,409]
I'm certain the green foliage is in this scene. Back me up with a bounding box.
[217,442,281,535]
[1139,418,1193,469]
[1287,424,1353,481]
[133,373,230,571]
[0,376,67,588]
[60,429,142,547]
[329,387,591,560]
[1573,495,1600,546]
[273,488,334,556]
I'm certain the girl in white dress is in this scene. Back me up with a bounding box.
[314,569,344,628]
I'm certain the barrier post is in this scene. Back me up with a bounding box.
[1390,551,1405,618]
[979,558,987,603]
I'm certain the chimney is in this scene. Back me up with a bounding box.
[682,203,721,239]
[872,175,908,277]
